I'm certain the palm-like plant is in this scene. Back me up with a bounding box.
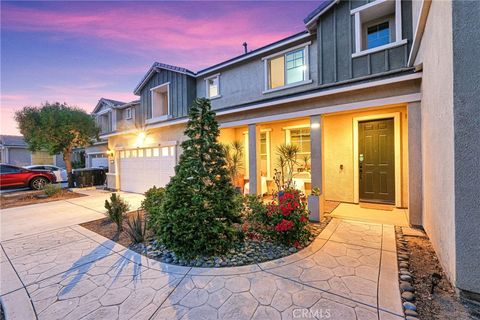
[273,144,299,191]
[224,140,244,187]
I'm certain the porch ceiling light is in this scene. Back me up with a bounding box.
[311,123,320,129]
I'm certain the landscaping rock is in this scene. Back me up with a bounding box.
[403,302,417,311]
[401,291,415,301]
[405,309,419,317]
[400,274,413,281]
[400,282,415,292]
[400,270,413,276]
[132,218,332,268]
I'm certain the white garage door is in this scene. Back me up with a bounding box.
[119,146,176,194]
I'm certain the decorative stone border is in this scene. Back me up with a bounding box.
[130,217,332,268]
[395,226,419,319]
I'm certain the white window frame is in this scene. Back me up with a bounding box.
[284,124,311,155]
[259,130,272,178]
[204,73,221,100]
[262,42,312,94]
[124,107,132,120]
[147,82,171,124]
[243,128,272,179]
[351,0,405,58]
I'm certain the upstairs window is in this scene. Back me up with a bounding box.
[352,0,404,57]
[263,43,311,92]
[149,83,170,122]
[367,21,390,49]
[124,107,132,120]
[97,111,112,134]
[205,74,221,99]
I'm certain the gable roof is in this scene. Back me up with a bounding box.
[132,2,336,95]
[0,135,27,147]
[304,0,338,30]
[116,100,140,110]
[92,98,127,114]
[133,62,195,95]
[196,31,311,77]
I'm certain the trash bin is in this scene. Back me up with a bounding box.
[73,168,107,187]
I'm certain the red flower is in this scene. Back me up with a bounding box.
[293,241,301,249]
[300,215,308,223]
[275,219,294,232]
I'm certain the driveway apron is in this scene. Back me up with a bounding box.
[0,218,403,320]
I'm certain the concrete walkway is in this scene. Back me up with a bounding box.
[0,189,144,241]
[0,218,403,320]
[331,203,409,227]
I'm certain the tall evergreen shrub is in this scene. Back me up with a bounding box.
[157,98,241,259]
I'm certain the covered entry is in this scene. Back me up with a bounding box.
[119,146,176,193]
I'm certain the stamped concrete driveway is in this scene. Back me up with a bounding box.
[0,217,403,320]
[0,189,144,241]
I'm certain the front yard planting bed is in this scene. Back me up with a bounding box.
[82,212,331,268]
[0,189,85,209]
[395,226,480,319]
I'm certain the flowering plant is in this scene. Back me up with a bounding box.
[246,189,311,246]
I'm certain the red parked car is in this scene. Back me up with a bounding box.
[0,164,57,190]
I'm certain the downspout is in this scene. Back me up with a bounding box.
[408,0,432,67]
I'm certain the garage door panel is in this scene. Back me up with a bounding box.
[119,148,176,194]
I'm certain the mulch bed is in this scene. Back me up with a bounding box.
[396,227,480,319]
[0,189,85,209]
[81,211,332,268]
[80,210,150,247]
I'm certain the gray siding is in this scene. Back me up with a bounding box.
[140,70,196,120]
[196,36,318,111]
[55,154,66,168]
[8,148,31,166]
[317,0,413,85]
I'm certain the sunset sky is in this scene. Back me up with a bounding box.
[1,1,319,135]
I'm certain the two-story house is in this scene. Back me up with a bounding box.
[96,0,480,299]
[86,98,140,169]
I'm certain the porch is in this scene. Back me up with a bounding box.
[219,103,422,226]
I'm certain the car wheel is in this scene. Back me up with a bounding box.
[30,177,49,190]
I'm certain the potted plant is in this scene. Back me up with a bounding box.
[308,187,322,222]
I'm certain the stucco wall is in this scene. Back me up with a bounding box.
[452,0,480,294]
[322,106,409,207]
[414,0,456,284]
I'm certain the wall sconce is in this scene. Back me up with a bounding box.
[135,131,146,147]
[311,122,320,129]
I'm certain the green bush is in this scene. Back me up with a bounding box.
[141,186,165,230]
[155,98,241,259]
[104,193,130,233]
[125,211,147,244]
[43,184,60,197]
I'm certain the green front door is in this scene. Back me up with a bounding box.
[358,118,395,204]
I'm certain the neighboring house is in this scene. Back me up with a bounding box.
[99,0,479,298]
[85,98,140,169]
[0,135,66,167]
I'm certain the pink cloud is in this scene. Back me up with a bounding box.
[2,2,302,69]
